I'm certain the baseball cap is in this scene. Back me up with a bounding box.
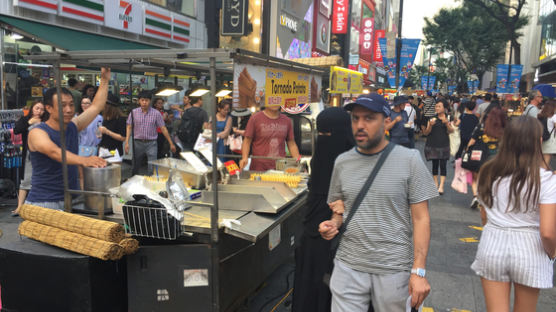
[106,93,120,106]
[393,95,409,106]
[344,93,391,117]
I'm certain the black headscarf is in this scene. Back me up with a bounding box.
[308,107,354,195]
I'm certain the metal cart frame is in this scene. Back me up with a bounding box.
[24,49,324,311]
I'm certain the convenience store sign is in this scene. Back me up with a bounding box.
[14,0,192,46]
[265,69,309,109]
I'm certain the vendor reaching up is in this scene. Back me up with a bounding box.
[25,68,110,210]
[239,104,300,171]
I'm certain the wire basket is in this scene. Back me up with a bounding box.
[122,204,181,240]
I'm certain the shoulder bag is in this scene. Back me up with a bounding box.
[461,134,489,172]
[323,143,395,286]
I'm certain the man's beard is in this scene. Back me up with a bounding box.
[354,125,384,150]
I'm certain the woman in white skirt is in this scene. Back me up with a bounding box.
[471,116,556,311]
[539,100,556,165]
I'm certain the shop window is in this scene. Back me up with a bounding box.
[147,0,167,6]
[167,0,196,17]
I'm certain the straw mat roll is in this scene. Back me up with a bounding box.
[119,238,139,255]
[19,204,125,243]
[18,221,124,261]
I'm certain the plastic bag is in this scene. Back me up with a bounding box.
[449,123,460,157]
[451,158,468,194]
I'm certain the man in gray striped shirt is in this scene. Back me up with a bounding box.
[319,93,438,312]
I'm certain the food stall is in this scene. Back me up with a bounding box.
[0,49,325,312]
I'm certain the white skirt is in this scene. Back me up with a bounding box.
[542,133,556,154]
[471,223,554,288]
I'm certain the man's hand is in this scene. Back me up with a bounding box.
[239,158,248,170]
[82,156,107,168]
[319,220,339,240]
[329,200,345,215]
[29,116,41,125]
[124,142,130,154]
[170,143,176,153]
[395,115,403,123]
[100,67,111,81]
[409,274,431,309]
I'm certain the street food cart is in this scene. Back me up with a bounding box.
[4,49,324,312]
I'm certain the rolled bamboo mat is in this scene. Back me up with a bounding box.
[19,204,125,243]
[118,238,139,255]
[18,221,124,261]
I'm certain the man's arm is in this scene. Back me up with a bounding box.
[239,136,253,170]
[124,124,132,154]
[385,115,401,131]
[28,128,106,167]
[286,139,300,160]
[72,68,110,132]
[409,200,431,309]
[160,126,176,153]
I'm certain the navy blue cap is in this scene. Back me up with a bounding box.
[344,93,391,117]
[393,95,409,106]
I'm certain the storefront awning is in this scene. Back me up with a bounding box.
[0,16,157,51]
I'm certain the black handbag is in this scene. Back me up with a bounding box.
[461,136,489,172]
[323,143,395,286]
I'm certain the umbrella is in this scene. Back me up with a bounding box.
[532,84,555,99]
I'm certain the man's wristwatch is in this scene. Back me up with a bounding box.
[411,268,426,278]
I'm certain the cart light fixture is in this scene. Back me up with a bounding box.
[9,32,23,40]
[190,88,210,97]
[156,88,180,96]
[155,83,183,97]
[215,89,232,97]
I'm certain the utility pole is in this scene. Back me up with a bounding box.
[394,0,404,93]
[426,47,432,91]
[343,0,353,68]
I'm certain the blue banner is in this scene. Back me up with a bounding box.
[508,64,523,94]
[378,38,421,88]
[448,85,456,95]
[399,39,421,89]
[467,80,479,93]
[421,76,436,90]
[496,64,509,93]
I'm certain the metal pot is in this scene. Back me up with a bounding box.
[82,163,121,214]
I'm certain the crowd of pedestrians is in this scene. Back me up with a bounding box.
[292,89,556,312]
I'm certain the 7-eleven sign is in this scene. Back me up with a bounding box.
[105,0,143,34]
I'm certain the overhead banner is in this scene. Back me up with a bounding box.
[467,80,479,94]
[233,63,322,114]
[332,0,349,34]
[221,0,248,36]
[378,38,421,88]
[329,66,363,94]
[360,17,374,60]
[421,76,436,90]
[373,29,385,65]
[448,85,456,95]
[496,64,523,94]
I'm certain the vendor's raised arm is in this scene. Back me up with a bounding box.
[73,67,111,132]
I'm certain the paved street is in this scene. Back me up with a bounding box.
[1,138,555,311]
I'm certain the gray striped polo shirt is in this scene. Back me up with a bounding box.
[328,145,438,274]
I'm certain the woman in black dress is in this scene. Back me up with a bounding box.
[422,99,454,194]
[292,107,354,312]
[98,94,126,156]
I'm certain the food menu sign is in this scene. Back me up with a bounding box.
[233,63,322,113]
[329,66,363,94]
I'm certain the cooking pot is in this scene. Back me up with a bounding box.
[82,163,121,214]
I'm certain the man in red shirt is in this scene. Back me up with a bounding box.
[239,105,300,171]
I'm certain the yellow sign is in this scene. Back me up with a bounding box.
[329,66,363,94]
[265,69,309,107]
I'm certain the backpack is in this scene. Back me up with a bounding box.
[177,108,203,148]
[539,116,554,142]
